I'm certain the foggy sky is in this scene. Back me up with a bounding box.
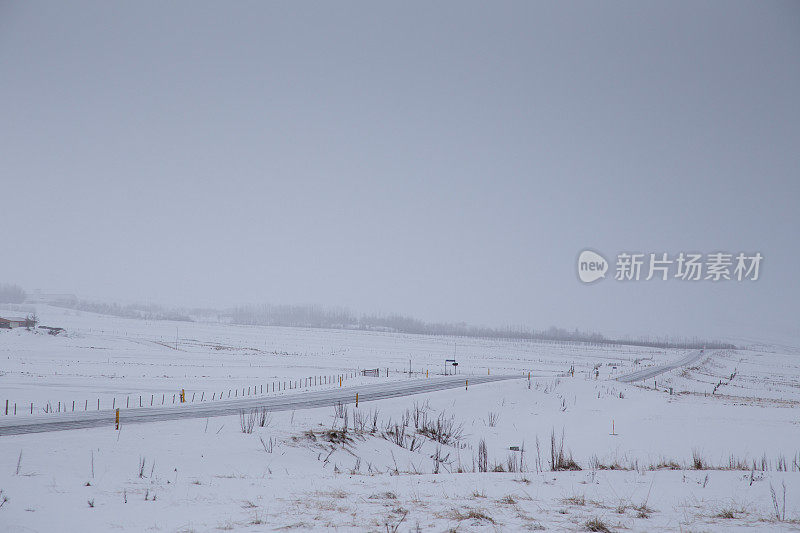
[1,1,798,342]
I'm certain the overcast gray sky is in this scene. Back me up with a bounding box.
[1,1,798,342]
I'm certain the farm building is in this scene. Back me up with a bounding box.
[0,317,29,328]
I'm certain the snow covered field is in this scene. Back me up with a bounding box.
[0,305,669,412]
[1,305,799,531]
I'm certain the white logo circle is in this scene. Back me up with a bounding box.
[577,250,608,283]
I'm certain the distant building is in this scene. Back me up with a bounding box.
[0,317,29,328]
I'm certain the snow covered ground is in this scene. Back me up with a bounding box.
[1,305,799,531]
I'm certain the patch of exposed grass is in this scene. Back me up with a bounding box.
[633,502,655,519]
[450,508,496,524]
[562,494,586,506]
[649,459,681,470]
[585,517,612,532]
[368,491,398,500]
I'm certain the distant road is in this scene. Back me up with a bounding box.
[616,350,708,383]
[0,375,519,436]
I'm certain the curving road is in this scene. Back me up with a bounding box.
[616,350,708,383]
[0,374,520,436]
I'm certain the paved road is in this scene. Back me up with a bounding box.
[616,350,707,383]
[0,374,519,436]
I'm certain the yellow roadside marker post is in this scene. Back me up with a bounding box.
[466,380,468,390]
[115,408,120,430]
[356,393,359,408]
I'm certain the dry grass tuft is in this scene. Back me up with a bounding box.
[450,508,496,524]
[585,517,612,532]
[562,493,586,506]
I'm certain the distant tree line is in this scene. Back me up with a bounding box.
[25,292,736,350]
[0,283,26,304]
[228,304,734,350]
